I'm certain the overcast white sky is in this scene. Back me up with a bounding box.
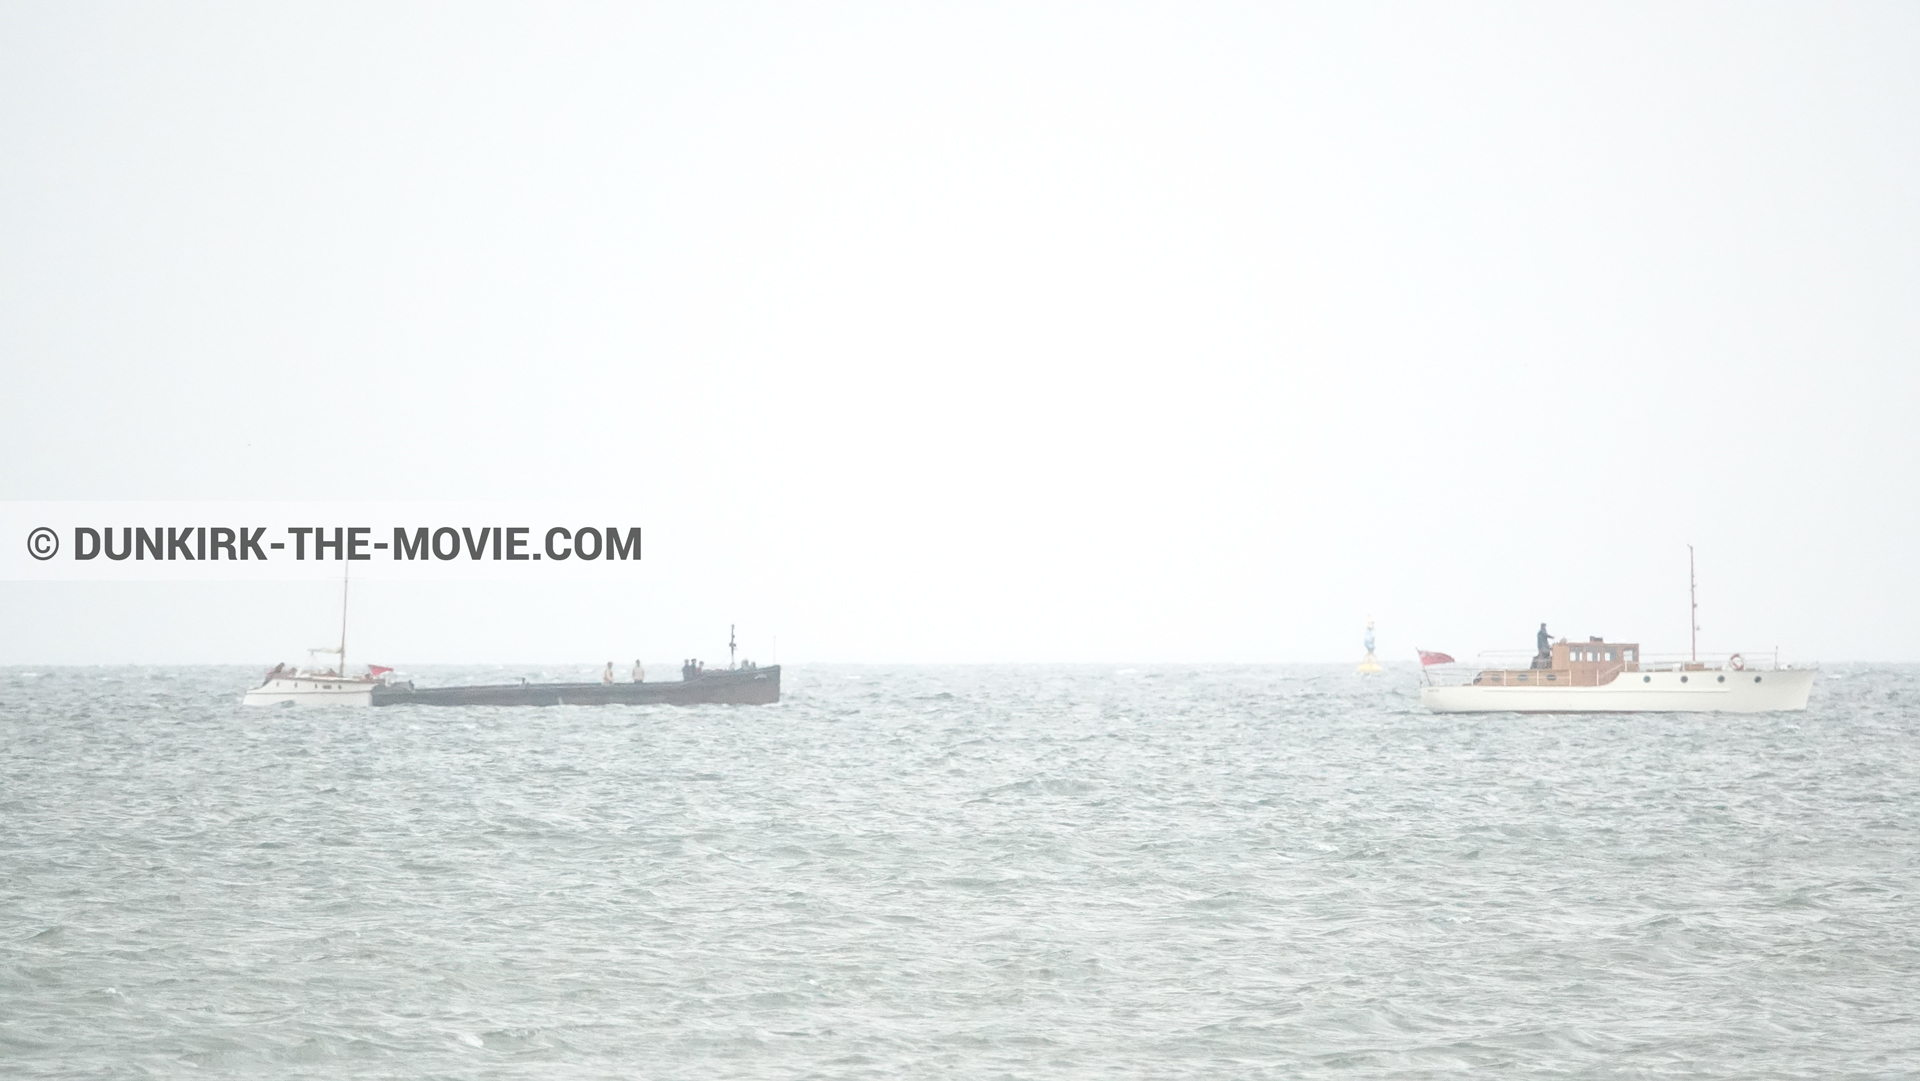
[3,3,1917,665]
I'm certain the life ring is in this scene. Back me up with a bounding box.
[1728,653,1744,671]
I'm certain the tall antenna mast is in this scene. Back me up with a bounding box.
[339,560,351,676]
[1688,544,1697,664]
[729,624,737,669]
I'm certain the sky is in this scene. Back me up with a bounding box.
[2,2,1917,665]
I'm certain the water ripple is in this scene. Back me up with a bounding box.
[1,664,1917,1077]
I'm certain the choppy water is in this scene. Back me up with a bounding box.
[2,664,1917,1078]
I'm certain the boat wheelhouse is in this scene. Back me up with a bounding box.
[1464,637,1643,687]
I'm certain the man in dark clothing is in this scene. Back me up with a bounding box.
[1532,623,1553,669]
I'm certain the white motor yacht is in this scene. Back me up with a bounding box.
[1420,641,1814,714]
[1418,548,1815,714]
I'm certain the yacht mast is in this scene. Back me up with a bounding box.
[339,561,350,676]
[1688,544,1697,664]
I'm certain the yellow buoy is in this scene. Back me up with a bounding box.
[1357,617,1383,674]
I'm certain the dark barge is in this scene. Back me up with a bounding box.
[371,665,779,707]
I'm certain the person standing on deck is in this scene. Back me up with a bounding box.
[631,660,644,683]
[1532,624,1553,669]
[602,662,614,685]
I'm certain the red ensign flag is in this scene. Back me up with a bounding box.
[1417,650,1455,666]
[368,665,394,677]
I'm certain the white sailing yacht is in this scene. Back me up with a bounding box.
[241,565,387,707]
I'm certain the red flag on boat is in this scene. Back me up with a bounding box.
[1417,650,1454,666]
[368,665,393,677]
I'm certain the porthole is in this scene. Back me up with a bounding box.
[1717,675,1726,683]
[1547,673,1557,681]
[1754,676,1762,684]
[1643,675,1651,683]
[1681,676,1689,683]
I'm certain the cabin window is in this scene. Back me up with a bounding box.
[1605,650,1615,661]
[1625,649,1635,661]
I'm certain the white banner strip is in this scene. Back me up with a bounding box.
[3,502,646,581]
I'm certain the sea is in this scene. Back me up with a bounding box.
[2,664,1916,1078]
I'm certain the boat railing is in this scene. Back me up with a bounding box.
[1421,648,1793,686]
[1424,665,1555,688]
[1432,663,1635,687]
[1635,651,1786,672]
[1465,648,1786,671]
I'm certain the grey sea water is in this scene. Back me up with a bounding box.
[2,664,1916,1078]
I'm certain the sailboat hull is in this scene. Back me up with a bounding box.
[242,677,376,707]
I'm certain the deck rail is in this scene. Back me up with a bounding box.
[1420,649,1794,687]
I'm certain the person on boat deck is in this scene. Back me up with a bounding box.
[1531,623,1553,669]
[632,660,644,683]
[602,662,614,685]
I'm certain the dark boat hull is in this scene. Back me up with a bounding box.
[371,666,780,707]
